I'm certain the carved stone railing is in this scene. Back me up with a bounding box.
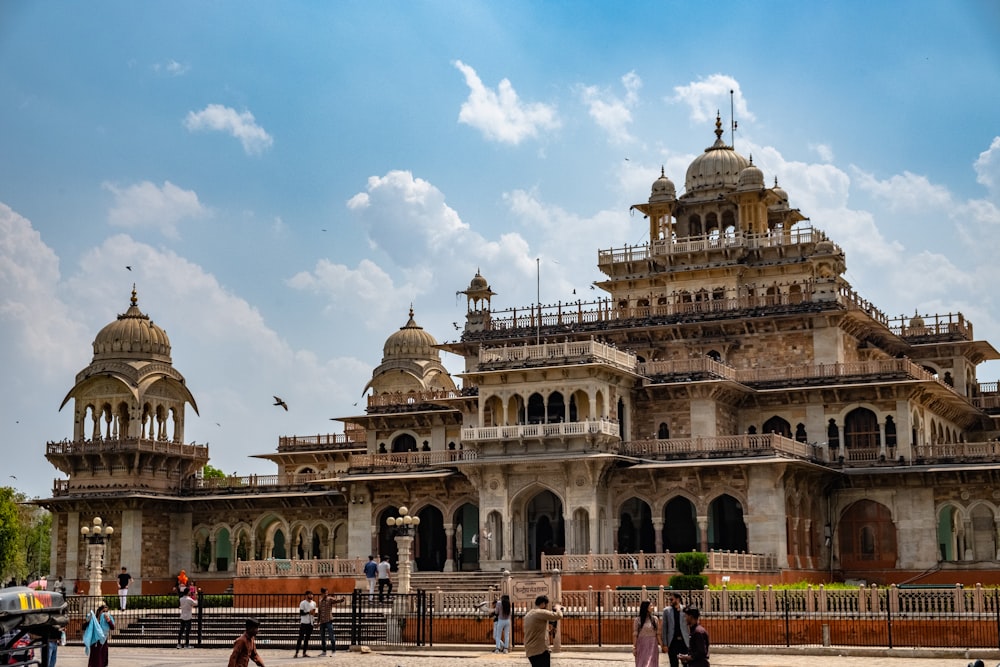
[914,441,1000,462]
[348,449,475,471]
[236,556,366,578]
[46,437,208,458]
[479,340,637,372]
[462,419,620,442]
[183,472,327,495]
[277,433,365,452]
[541,550,777,574]
[888,311,973,341]
[621,433,821,462]
[597,226,832,265]
[366,387,478,409]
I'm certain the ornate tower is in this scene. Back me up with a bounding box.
[47,287,207,494]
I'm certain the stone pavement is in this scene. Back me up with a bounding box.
[49,646,1000,667]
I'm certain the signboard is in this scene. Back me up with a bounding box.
[511,577,550,602]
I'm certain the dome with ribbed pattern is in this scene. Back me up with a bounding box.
[382,308,440,362]
[92,287,171,362]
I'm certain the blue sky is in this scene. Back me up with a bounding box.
[1,1,999,498]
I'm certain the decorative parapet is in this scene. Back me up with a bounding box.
[461,419,620,442]
[348,449,474,471]
[236,556,366,578]
[478,340,637,372]
[45,437,208,458]
[540,550,777,574]
[621,433,821,462]
[277,433,364,452]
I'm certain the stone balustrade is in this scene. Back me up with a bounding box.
[461,419,621,442]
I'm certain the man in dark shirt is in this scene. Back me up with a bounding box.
[229,619,265,667]
[678,606,709,667]
[661,592,690,667]
[116,567,132,610]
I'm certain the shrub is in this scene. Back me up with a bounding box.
[674,552,708,576]
[669,574,708,591]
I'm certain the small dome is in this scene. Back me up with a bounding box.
[92,287,171,362]
[909,311,925,329]
[737,157,764,191]
[468,270,490,292]
[770,177,790,210]
[649,167,676,203]
[815,239,836,254]
[684,114,749,195]
[382,308,440,362]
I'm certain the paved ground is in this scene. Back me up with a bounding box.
[49,645,1000,667]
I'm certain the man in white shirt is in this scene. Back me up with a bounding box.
[293,590,316,658]
[177,589,198,648]
[377,556,393,602]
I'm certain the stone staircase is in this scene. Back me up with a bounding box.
[410,570,505,594]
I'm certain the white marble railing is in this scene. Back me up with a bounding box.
[541,550,777,574]
[236,557,366,578]
[462,419,620,441]
[621,433,819,461]
[479,339,637,372]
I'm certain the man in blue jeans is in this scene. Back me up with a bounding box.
[316,588,345,657]
[363,555,378,601]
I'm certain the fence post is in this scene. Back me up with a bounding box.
[994,587,999,651]
[954,583,965,614]
[350,589,360,647]
[783,589,790,647]
[885,585,893,649]
[196,591,204,646]
[597,589,603,648]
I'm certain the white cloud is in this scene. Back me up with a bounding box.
[103,180,207,238]
[153,59,190,76]
[184,104,274,155]
[580,71,642,144]
[453,60,560,145]
[672,74,754,125]
[852,169,953,213]
[810,143,834,162]
[0,202,89,379]
[975,136,1000,193]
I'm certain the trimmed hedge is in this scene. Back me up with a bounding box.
[669,574,708,591]
[674,552,708,576]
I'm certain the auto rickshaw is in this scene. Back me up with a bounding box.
[0,587,67,667]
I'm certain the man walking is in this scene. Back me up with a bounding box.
[678,606,709,667]
[116,567,132,611]
[377,555,393,602]
[293,590,316,658]
[177,588,198,648]
[363,555,378,602]
[523,594,562,667]
[661,592,690,667]
[228,618,265,667]
[316,587,345,657]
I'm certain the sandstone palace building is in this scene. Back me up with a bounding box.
[42,117,1000,594]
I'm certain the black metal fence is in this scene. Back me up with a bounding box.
[62,588,1000,651]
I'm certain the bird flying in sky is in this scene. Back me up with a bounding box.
[272,396,288,410]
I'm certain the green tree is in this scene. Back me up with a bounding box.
[202,464,226,479]
[0,487,19,580]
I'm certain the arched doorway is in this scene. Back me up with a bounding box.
[454,503,479,571]
[391,433,417,453]
[839,499,897,570]
[415,506,446,572]
[663,497,698,552]
[708,494,747,552]
[617,497,654,554]
[377,508,400,567]
[526,490,564,569]
[844,408,880,455]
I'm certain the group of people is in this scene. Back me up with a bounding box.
[362,554,393,602]
[631,592,710,667]
[292,588,346,658]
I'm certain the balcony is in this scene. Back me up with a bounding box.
[597,226,835,267]
[888,311,973,342]
[478,339,637,372]
[621,433,822,463]
[365,387,478,413]
[182,472,329,496]
[462,419,621,442]
[45,437,208,458]
[913,441,1000,464]
[347,449,474,472]
[277,433,365,452]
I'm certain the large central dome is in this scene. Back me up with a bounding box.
[382,308,440,362]
[92,287,171,362]
[684,114,749,196]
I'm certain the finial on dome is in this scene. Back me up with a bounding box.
[131,284,137,307]
[661,166,665,177]
[774,177,779,187]
[408,304,414,319]
[714,112,723,141]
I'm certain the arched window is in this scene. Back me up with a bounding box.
[688,214,702,236]
[657,422,670,439]
[827,419,840,449]
[707,350,721,362]
[795,423,808,443]
[527,393,545,424]
[885,416,897,449]
[762,416,792,439]
[839,500,897,570]
[844,408,880,451]
[391,433,416,453]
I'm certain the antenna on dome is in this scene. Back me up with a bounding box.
[729,89,737,149]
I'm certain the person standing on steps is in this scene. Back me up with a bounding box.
[293,590,316,658]
[177,588,198,649]
[377,555,393,602]
[661,592,689,667]
[116,567,132,611]
[363,555,378,602]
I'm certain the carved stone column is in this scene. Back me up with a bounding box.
[443,525,455,572]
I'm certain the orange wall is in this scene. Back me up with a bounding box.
[232,577,357,595]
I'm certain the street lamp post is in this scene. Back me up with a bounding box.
[386,506,420,594]
[80,517,114,597]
